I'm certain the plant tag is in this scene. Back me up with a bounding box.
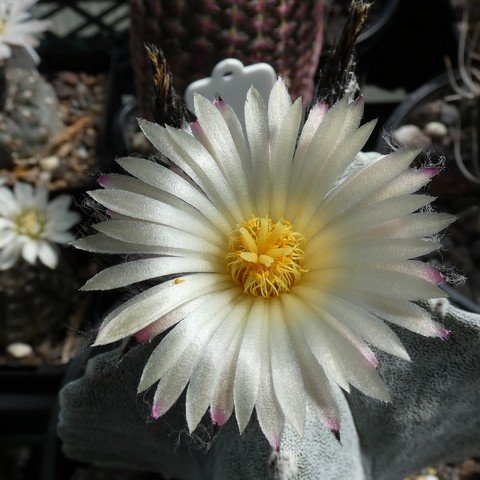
[185,58,276,127]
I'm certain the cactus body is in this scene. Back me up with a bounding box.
[0,67,62,165]
[129,0,324,118]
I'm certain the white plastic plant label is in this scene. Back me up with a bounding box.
[185,58,276,128]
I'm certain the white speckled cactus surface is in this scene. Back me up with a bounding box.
[58,297,480,480]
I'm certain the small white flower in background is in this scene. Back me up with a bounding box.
[0,181,80,270]
[75,79,454,449]
[0,0,49,61]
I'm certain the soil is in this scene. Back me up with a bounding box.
[0,70,106,191]
[323,0,385,48]
[0,248,97,366]
[392,91,480,304]
[407,459,480,479]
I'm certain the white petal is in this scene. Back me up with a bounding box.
[213,99,253,182]
[270,98,303,220]
[297,287,409,360]
[0,229,16,248]
[0,239,22,269]
[14,182,34,206]
[135,295,212,343]
[0,187,16,216]
[89,189,224,246]
[82,256,219,291]
[46,195,72,215]
[185,298,250,432]
[234,298,267,433]
[307,238,439,270]
[95,273,231,345]
[282,294,350,391]
[245,87,270,216]
[209,314,248,427]
[46,230,75,244]
[293,120,377,230]
[268,78,293,143]
[312,149,420,233]
[367,167,438,203]
[22,239,38,264]
[71,233,191,256]
[286,317,341,431]
[193,93,255,217]
[255,341,285,451]
[47,211,80,231]
[268,300,306,435]
[35,183,49,208]
[151,302,235,419]
[360,295,445,337]
[316,194,435,242]
[93,219,223,258]
[115,157,232,234]
[139,120,243,222]
[37,241,59,269]
[138,289,239,392]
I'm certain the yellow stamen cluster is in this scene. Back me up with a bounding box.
[226,216,307,298]
[15,210,46,239]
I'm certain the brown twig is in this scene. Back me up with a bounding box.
[312,0,370,106]
[145,44,195,127]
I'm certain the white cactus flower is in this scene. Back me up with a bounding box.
[0,182,80,270]
[0,0,49,60]
[75,79,454,449]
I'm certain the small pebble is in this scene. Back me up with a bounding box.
[393,124,432,149]
[59,71,79,86]
[39,155,60,171]
[439,101,460,126]
[424,121,448,138]
[76,146,89,160]
[38,171,51,182]
[6,342,33,359]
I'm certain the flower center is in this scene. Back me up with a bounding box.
[15,209,47,239]
[226,216,307,298]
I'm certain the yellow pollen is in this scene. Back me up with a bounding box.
[0,21,6,35]
[174,278,185,285]
[15,209,46,239]
[226,216,307,298]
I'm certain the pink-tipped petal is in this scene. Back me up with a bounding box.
[105,209,119,218]
[210,407,228,426]
[354,95,364,107]
[151,402,163,420]
[97,174,109,187]
[427,267,444,285]
[135,323,156,344]
[213,97,226,110]
[422,167,441,178]
[189,119,203,135]
[316,101,329,115]
[438,328,451,339]
[365,351,379,368]
[273,435,282,452]
[326,417,341,432]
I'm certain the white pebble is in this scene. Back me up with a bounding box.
[392,124,432,149]
[76,146,89,160]
[424,121,448,138]
[7,342,33,359]
[39,155,60,171]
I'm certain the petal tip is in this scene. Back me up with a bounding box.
[210,407,228,426]
[97,174,109,187]
[422,166,441,178]
[151,402,163,420]
[437,327,451,340]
